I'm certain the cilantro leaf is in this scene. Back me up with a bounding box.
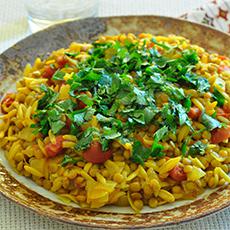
[183,97,192,112]
[57,99,76,112]
[131,110,146,125]
[213,87,225,107]
[151,140,165,158]
[131,141,151,165]
[64,52,80,57]
[50,120,66,134]
[76,94,94,107]
[176,104,192,128]
[196,77,210,93]
[181,140,188,157]
[84,107,96,121]
[150,126,168,159]
[143,107,157,124]
[102,126,121,140]
[38,84,59,109]
[52,70,65,81]
[47,109,65,134]
[100,138,110,151]
[162,84,185,101]
[201,113,222,131]
[61,155,78,167]
[161,103,177,132]
[75,127,99,150]
[151,38,172,51]
[182,49,198,65]
[68,109,88,126]
[188,141,207,157]
[153,126,168,141]
[133,87,147,105]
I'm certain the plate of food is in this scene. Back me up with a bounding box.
[0,16,229,229]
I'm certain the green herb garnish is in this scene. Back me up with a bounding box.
[188,141,207,157]
[213,87,225,107]
[31,37,225,165]
[201,113,222,131]
[61,155,78,167]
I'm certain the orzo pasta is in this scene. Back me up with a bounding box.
[0,33,230,212]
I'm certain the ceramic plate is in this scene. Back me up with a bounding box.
[0,16,229,229]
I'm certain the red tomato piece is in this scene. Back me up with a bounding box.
[56,55,68,68]
[188,107,202,120]
[42,65,56,79]
[82,141,112,164]
[1,94,14,113]
[211,126,230,144]
[1,94,14,107]
[65,117,72,129]
[217,108,226,117]
[148,42,154,49]
[217,107,230,119]
[78,100,87,109]
[45,135,64,157]
[169,165,187,182]
[219,55,227,60]
[223,104,230,114]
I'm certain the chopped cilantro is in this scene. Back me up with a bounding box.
[37,84,59,109]
[64,52,80,57]
[153,126,168,141]
[151,38,172,51]
[181,140,188,157]
[52,70,65,81]
[196,77,210,92]
[61,155,78,167]
[183,97,192,112]
[213,87,225,107]
[188,141,207,157]
[131,141,152,165]
[31,37,223,165]
[201,113,222,131]
[75,127,99,150]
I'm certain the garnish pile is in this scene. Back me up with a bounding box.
[31,35,229,164]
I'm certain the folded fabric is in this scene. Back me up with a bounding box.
[181,0,230,33]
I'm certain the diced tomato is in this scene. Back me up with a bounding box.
[217,107,230,119]
[148,42,154,49]
[223,104,230,113]
[82,141,112,164]
[65,117,72,129]
[218,65,230,73]
[217,108,225,117]
[169,165,187,182]
[45,135,64,157]
[1,94,14,107]
[42,65,56,79]
[211,126,230,144]
[188,107,202,120]
[219,55,227,60]
[56,55,68,68]
[1,94,14,113]
[78,100,86,109]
